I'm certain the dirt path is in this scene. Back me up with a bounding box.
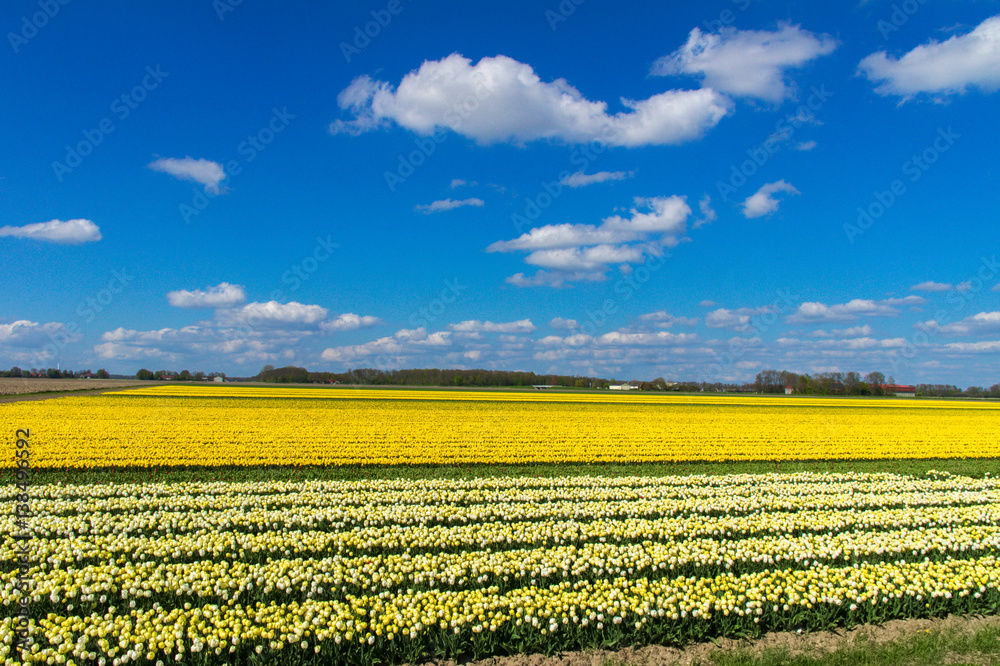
[411,614,1000,665]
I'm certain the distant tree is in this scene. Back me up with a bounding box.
[136,368,155,380]
[193,371,205,381]
[864,371,885,395]
[95,369,110,379]
[9,366,22,378]
[844,371,861,394]
[46,368,62,378]
[754,369,783,394]
[177,370,191,380]
[154,370,167,380]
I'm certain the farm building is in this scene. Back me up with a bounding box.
[884,384,916,397]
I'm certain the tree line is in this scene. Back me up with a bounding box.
[134,369,225,381]
[2,367,112,379]
[754,369,1000,398]
[254,365,608,388]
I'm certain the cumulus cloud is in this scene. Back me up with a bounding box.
[414,197,485,214]
[652,24,837,102]
[95,325,300,366]
[505,270,605,288]
[320,313,382,332]
[811,325,875,338]
[919,311,1000,336]
[0,320,82,362]
[549,317,579,330]
[489,196,690,283]
[786,296,925,324]
[330,53,731,146]
[693,195,716,229]
[858,16,1000,100]
[215,301,329,327]
[167,283,247,308]
[705,307,772,331]
[943,340,1000,353]
[559,171,633,188]
[911,280,957,292]
[741,180,799,218]
[320,326,455,365]
[637,311,699,328]
[448,319,536,334]
[148,157,226,193]
[0,219,101,244]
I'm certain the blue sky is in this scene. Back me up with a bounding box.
[2,0,999,384]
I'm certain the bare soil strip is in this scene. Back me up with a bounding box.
[0,378,166,402]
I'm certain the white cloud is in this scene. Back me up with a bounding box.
[795,140,817,151]
[450,179,468,188]
[637,311,699,328]
[0,219,101,244]
[148,157,226,193]
[167,283,247,308]
[523,244,650,271]
[448,319,536,334]
[319,313,382,332]
[911,281,957,292]
[0,320,82,362]
[549,317,579,331]
[741,180,799,218]
[810,325,874,338]
[652,24,837,102]
[699,300,717,308]
[858,15,1000,100]
[491,196,690,285]
[786,296,925,324]
[505,270,605,288]
[920,311,1000,336]
[559,171,633,188]
[943,340,1000,353]
[215,301,329,327]
[491,194,688,269]
[320,325,456,365]
[95,325,299,366]
[693,195,716,229]
[705,307,772,331]
[330,53,731,146]
[414,197,485,214]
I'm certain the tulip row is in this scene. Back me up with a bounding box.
[4,555,999,665]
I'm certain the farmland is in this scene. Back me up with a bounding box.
[0,378,150,397]
[2,386,999,665]
[1,386,999,469]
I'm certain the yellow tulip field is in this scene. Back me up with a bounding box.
[2,386,999,665]
[2,385,999,468]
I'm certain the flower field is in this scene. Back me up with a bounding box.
[1,386,1000,469]
[4,386,1000,664]
[3,472,1000,665]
